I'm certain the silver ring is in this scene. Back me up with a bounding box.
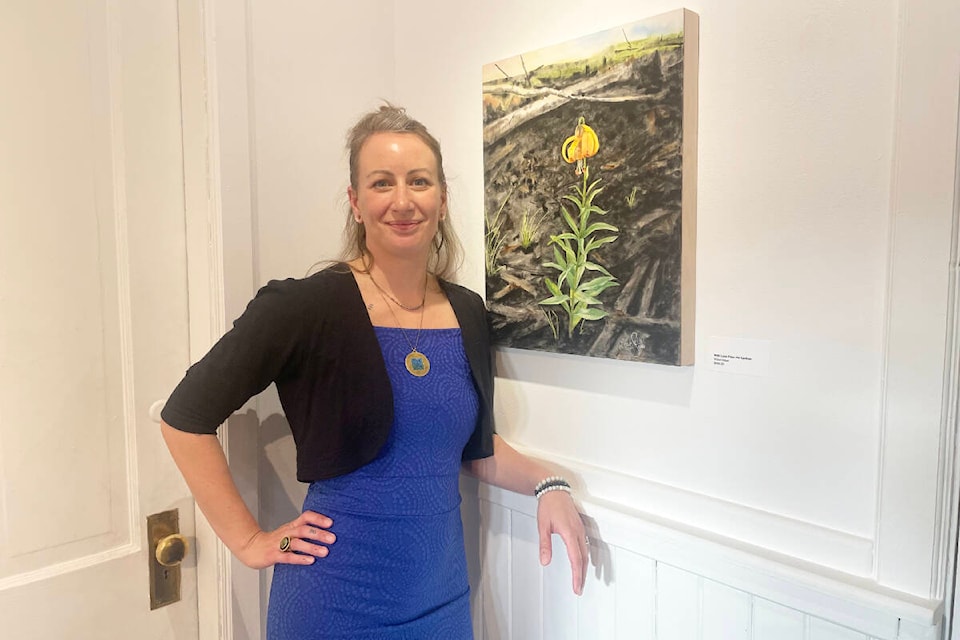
[584,536,591,546]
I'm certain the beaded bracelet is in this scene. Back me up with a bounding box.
[537,484,572,499]
[534,475,572,500]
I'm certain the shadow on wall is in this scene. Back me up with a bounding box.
[495,347,694,406]
[460,475,483,634]
[259,413,308,530]
[581,514,613,586]
[222,410,298,640]
[255,412,307,638]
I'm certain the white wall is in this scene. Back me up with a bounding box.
[397,0,892,553]
[390,0,959,598]
[218,0,960,637]
[209,2,400,637]
[247,0,401,547]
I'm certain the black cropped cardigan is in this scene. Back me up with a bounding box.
[161,267,495,482]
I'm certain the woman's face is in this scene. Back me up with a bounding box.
[348,132,447,264]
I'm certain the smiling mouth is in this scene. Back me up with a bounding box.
[388,220,422,230]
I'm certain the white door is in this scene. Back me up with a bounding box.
[0,1,202,638]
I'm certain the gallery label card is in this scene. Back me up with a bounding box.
[708,337,771,376]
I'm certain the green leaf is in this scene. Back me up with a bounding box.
[582,184,605,208]
[583,261,615,278]
[583,221,618,235]
[549,236,573,260]
[562,193,584,209]
[577,307,609,321]
[572,291,602,306]
[542,261,562,272]
[544,278,563,297]
[584,235,619,255]
[580,276,618,296]
[560,207,579,235]
[580,274,614,289]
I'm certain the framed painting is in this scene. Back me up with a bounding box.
[482,9,698,365]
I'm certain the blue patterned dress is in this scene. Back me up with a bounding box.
[267,327,479,639]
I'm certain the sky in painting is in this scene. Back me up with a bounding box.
[482,10,684,83]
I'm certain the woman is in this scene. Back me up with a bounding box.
[160,105,586,639]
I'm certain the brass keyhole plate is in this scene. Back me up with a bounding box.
[147,509,185,610]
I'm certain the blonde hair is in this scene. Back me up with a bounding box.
[339,104,463,281]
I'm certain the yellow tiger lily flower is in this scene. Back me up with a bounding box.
[561,116,599,176]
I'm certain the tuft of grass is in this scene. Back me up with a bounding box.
[541,308,560,341]
[626,186,639,209]
[519,209,546,249]
[485,186,515,276]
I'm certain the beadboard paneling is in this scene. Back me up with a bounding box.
[510,512,541,639]
[470,486,940,640]
[657,564,700,640]
[480,499,511,640]
[700,580,751,640]
[543,531,578,640]
[808,617,870,640]
[613,547,655,640]
[753,600,805,640]
[578,541,617,640]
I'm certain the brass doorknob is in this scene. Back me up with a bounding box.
[155,533,189,567]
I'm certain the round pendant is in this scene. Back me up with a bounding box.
[405,350,430,377]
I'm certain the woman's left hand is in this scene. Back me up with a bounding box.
[537,490,588,595]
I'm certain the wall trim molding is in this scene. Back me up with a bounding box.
[937,68,960,638]
[876,0,960,595]
[477,475,941,638]
[176,0,231,637]
[513,443,875,576]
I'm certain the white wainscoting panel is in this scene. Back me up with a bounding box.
[577,540,616,640]
[613,548,655,640]
[543,527,578,640]
[657,564,699,640]
[470,481,936,640]
[700,579,751,640]
[753,600,805,640]
[511,512,542,639]
[480,497,512,640]
[808,616,871,640]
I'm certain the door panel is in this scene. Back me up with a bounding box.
[0,1,200,637]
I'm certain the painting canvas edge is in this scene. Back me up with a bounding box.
[680,8,699,366]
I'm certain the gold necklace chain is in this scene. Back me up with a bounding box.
[368,272,426,311]
[373,280,431,377]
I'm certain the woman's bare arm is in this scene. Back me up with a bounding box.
[160,421,334,568]
[464,434,587,594]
